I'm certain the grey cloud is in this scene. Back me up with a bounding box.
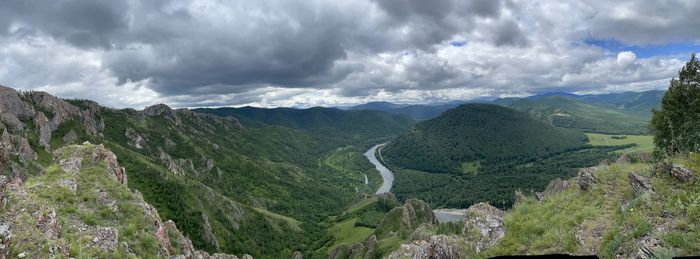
[0,0,694,108]
[492,20,529,47]
[1,0,128,48]
[587,0,700,45]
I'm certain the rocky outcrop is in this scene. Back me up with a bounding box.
[599,159,611,167]
[636,235,661,259]
[616,154,632,165]
[670,164,695,182]
[1,88,104,152]
[387,235,461,259]
[30,92,103,150]
[637,152,653,163]
[578,167,597,191]
[1,129,38,163]
[462,203,506,253]
[159,149,196,176]
[291,251,303,259]
[202,213,221,252]
[363,235,377,259]
[144,104,183,126]
[54,143,128,185]
[92,227,118,251]
[651,161,695,182]
[536,178,571,201]
[628,173,652,197]
[0,86,35,121]
[124,127,146,149]
[375,199,437,239]
[1,143,243,258]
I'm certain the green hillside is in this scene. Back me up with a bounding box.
[501,96,650,134]
[0,86,414,258]
[194,106,415,143]
[571,90,664,117]
[383,103,589,174]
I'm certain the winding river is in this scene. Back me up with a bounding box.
[364,144,467,222]
[364,143,394,194]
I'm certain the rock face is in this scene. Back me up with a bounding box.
[202,213,221,252]
[462,203,506,253]
[0,86,35,120]
[159,149,196,176]
[387,235,461,259]
[628,173,652,197]
[124,128,146,149]
[578,167,597,191]
[599,159,611,167]
[143,104,183,126]
[616,154,632,165]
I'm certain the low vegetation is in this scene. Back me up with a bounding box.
[586,133,654,154]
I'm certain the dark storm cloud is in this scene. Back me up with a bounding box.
[0,0,128,48]
[0,0,694,108]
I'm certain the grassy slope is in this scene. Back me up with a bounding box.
[483,154,700,258]
[503,96,650,135]
[6,149,164,258]
[586,133,654,154]
[46,100,413,258]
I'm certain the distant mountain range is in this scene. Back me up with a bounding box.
[346,90,664,134]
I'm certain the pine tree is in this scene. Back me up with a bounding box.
[651,53,700,154]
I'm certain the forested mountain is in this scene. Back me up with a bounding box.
[346,91,663,132]
[382,104,589,174]
[568,90,664,117]
[194,106,415,142]
[381,103,625,209]
[495,96,650,134]
[0,85,413,258]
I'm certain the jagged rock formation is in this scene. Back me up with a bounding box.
[329,235,378,259]
[375,199,437,239]
[387,235,462,259]
[578,167,597,191]
[462,203,506,253]
[628,172,652,197]
[125,127,146,149]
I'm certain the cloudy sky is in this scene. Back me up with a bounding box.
[0,0,698,108]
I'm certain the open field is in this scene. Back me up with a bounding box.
[586,133,654,153]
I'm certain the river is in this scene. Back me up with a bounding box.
[364,143,394,194]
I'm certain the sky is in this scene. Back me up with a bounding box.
[0,0,698,108]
